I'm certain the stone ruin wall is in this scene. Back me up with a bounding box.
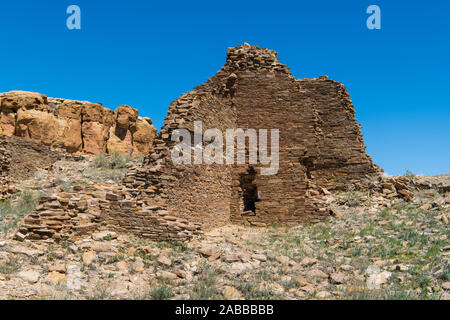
[0,134,69,200]
[0,139,12,199]
[129,91,238,229]
[296,78,380,190]
[191,44,379,226]
[15,184,202,242]
[0,91,156,156]
[14,44,381,242]
[123,44,379,229]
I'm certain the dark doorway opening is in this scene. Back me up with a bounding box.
[240,167,259,212]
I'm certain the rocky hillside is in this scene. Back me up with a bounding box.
[0,91,156,156]
[0,168,448,300]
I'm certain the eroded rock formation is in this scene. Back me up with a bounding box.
[0,91,156,156]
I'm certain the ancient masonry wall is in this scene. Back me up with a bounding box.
[128,92,238,229]
[15,184,202,242]
[0,134,69,199]
[0,140,12,199]
[296,77,380,190]
[195,44,379,226]
[15,44,381,242]
[0,91,156,156]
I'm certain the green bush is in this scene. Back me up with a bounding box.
[0,257,21,274]
[150,283,174,300]
[92,151,131,170]
[93,153,110,169]
[110,150,131,169]
[0,191,39,236]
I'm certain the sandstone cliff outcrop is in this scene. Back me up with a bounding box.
[0,91,156,156]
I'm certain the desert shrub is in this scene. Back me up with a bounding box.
[189,263,221,300]
[87,151,133,183]
[110,150,131,169]
[150,283,174,300]
[404,169,416,179]
[93,153,110,169]
[0,191,40,236]
[0,257,21,274]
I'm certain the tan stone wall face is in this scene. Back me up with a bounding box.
[0,91,156,156]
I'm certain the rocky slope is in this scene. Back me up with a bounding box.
[0,174,448,300]
[0,91,156,156]
[0,155,448,299]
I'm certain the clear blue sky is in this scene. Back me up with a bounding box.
[0,0,448,175]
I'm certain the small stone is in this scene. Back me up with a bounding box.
[116,260,128,271]
[419,203,432,211]
[82,251,96,265]
[366,265,381,275]
[198,246,220,259]
[173,269,188,279]
[268,282,285,295]
[45,271,66,284]
[251,253,267,262]
[300,284,316,294]
[48,263,66,273]
[156,270,178,280]
[339,264,353,271]
[157,255,172,267]
[106,193,120,201]
[300,257,318,267]
[15,232,27,241]
[224,254,240,263]
[127,247,136,256]
[229,262,248,275]
[92,231,118,241]
[394,264,409,272]
[66,265,81,291]
[293,289,306,298]
[18,270,40,284]
[307,269,328,280]
[8,245,42,257]
[330,272,346,284]
[68,245,78,253]
[294,276,310,287]
[433,197,446,207]
[205,230,222,237]
[222,286,243,300]
[442,282,450,290]
[366,271,391,290]
[276,255,290,265]
[329,208,343,218]
[317,291,332,299]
